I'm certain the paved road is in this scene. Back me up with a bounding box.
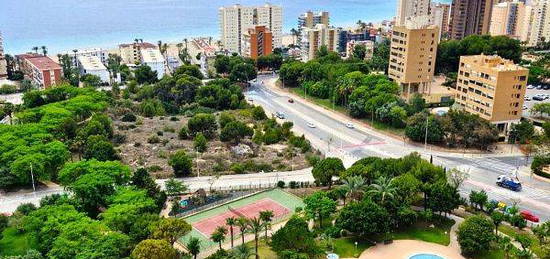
[247,75,550,221]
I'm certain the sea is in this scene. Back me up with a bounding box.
[1,0,408,55]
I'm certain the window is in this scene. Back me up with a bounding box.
[519,76,526,81]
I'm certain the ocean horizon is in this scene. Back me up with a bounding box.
[0,0,447,55]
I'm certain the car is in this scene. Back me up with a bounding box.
[524,96,531,101]
[533,95,544,101]
[345,122,354,129]
[247,97,253,102]
[536,85,543,90]
[497,201,507,210]
[544,85,550,90]
[307,122,316,128]
[523,105,528,110]
[288,98,294,103]
[520,210,540,223]
[527,85,534,89]
[275,111,285,119]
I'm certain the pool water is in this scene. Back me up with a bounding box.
[409,253,446,259]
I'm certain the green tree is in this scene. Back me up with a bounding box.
[134,64,158,84]
[230,63,257,83]
[368,176,397,204]
[230,244,256,259]
[165,178,188,196]
[80,74,102,87]
[237,217,249,245]
[248,217,264,259]
[491,211,506,237]
[194,133,208,152]
[226,217,237,248]
[509,120,535,144]
[210,226,228,250]
[259,210,274,239]
[83,135,118,161]
[426,181,461,215]
[303,191,337,227]
[220,121,254,143]
[457,215,495,256]
[271,216,320,257]
[405,113,444,143]
[131,239,178,259]
[352,44,367,60]
[168,150,193,177]
[312,157,345,188]
[469,190,488,211]
[151,217,192,245]
[187,237,201,259]
[188,113,218,138]
[335,198,390,236]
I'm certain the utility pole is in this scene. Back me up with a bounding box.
[30,163,36,192]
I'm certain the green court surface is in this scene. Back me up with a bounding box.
[178,188,303,248]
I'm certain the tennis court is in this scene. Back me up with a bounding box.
[179,188,303,248]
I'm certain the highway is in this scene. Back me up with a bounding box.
[247,74,550,221]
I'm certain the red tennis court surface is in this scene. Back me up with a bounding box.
[192,198,290,237]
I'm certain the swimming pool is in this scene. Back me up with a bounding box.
[409,253,446,259]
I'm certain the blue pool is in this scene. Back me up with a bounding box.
[409,254,446,259]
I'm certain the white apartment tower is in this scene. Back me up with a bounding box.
[489,1,532,41]
[396,0,432,26]
[301,24,340,61]
[528,0,550,46]
[0,31,7,78]
[219,4,283,54]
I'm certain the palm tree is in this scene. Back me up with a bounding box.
[226,217,237,248]
[41,46,47,56]
[248,217,263,259]
[32,46,39,54]
[210,226,228,250]
[236,217,249,245]
[368,176,397,204]
[259,210,274,240]
[230,244,255,259]
[342,175,366,201]
[184,38,188,49]
[186,237,201,259]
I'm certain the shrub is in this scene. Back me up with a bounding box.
[148,165,162,172]
[220,121,254,143]
[163,126,175,133]
[194,133,207,152]
[112,133,127,144]
[457,215,495,256]
[188,113,218,139]
[156,131,164,136]
[230,163,246,174]
[178,127,189,140]
[306,155,321,167]
[168,150,193,177]
[289,181,298,189]
[252,106,267,120]
[277,181,286,188]
[0,84,18,94]
[148,135,161,144]
[121,113,137,122]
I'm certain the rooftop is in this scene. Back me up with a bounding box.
[140,48,164,63]
[462,54,528,72]
[23,55,62,70]
[119,42,157,49]
[78,55,107,71]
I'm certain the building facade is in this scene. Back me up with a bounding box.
[395,0,431,26]
[338,30,376,53]
[527,0,550,46]
[346,40,375,60]
[77,56,110,83]
[489,1,531,41]
[219,4,282,54]
[449,0,496,39]
[140,48,165,79]
[0,31,7,78]
[242,26,273,59]
[452,54,528,134]
[388,24,439,100]
[16,54,62,89]
[61,47,109,67]
[300,24,340,61]
[430,3,451,38]
[298,11,330,43]
[119,42,157,65]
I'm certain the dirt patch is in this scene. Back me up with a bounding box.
[112,114,314,179]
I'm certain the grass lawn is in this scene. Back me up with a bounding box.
[473,249,506,259]
[391,219,455,246]
[0,227,38,256]
[246,240,277,259]
[332,237,374,258]
[498,225,545,258]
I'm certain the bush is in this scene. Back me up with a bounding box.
[121,113,137,122]
[163,126,175,133]
[170,116,179,121]
[252,106,267,120]
[457,215,495,256]
[178,127,189,140]
[277,181,286,188]
[194,133,207,152]
[306,155,321,167]
[230,163,246,174]
[220,121,254,143]
[112,133,127,144]
[289,181,298,189]
[0,84,18,94]
[188,113,218,139]
[148,135,161,144]
[168,150,193,177]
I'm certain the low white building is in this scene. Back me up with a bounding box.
[62,47,109,67]
[77,56,110,83]
[140,48,165,79]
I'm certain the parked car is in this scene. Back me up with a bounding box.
[527,85,534,89]
[536,85,543,90]
[288,98,294,103]
[520,210,540,222]
[275,111,285,119]
[524,96,531,101]
[307,122,316,128]
[544,85,550,90]
[533,95,544,101]
[523,105,528,110]
[345,122,354,129]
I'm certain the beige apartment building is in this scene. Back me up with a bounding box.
[118,42,157,65]
[453,54,528,134]
[388,23,439,100]
[395,0,431,26]
[489,1,532,41]
[300,24,340,61]
[0,31,7,78]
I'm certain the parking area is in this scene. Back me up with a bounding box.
[523,86,550,117]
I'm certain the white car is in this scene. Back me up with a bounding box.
[524,96,531,101]
[307,122,316,128]
[345,123,355,129]
[523,105,528,110]
[527,85,534,89]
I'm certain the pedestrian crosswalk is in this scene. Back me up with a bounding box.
[470,157,520,175]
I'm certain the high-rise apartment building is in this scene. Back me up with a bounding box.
[527,0,550,46]
[430,3,451,37]
[452,54,528,133]
[395,0,431,26]
[489,1,531,41]
[449,0,496,39]
[0,31,7,78]
[301,24,340,61]
[388,23,439,100]
[219,4,282,54]
[298,11,330,34]
[242,26,273,59]
[119,42,157,65]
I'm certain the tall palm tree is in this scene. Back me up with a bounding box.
[186,237,201,259]
[368,176,397,204]
[248,217,263,259]
[343,175,366,201]
[259,210,274,240]
[184,38,188,49]
[226,217,237,248]
[41,46,47,56]
[236,217,249,245]
[210,226,228,251]
[230,244,255,259]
